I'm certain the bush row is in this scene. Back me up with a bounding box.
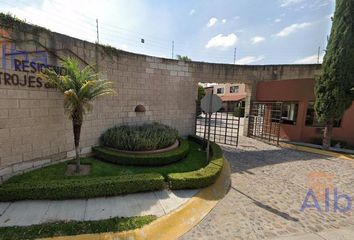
[93,139,190,166]
[0,173,165,201]
[167,135,224,189]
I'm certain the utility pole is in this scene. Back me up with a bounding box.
[171,41,174,59]
[317,46,321,64]
[96,19,100,44]
[233,48,237,64]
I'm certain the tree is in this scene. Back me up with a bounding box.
[196,85,206,116]
[198,85,206,101]
[314,0,354,149]
[41,58,115,172]
[176,55,192,61]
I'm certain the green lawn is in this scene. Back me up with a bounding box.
[0,215,156,240]
[6,140,207,184]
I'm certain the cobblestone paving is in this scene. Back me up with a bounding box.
[181,137,354,240]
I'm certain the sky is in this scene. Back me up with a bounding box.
[0,0,335,65]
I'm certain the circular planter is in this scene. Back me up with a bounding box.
[113,140,179,155]
[93,139,190,166]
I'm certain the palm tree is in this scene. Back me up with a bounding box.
[41,58,115,172]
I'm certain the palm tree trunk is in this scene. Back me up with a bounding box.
[72,118,82,173]
[322,120,333,150]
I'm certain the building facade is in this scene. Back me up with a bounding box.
[204,83,246,111]
[256,79,354,147]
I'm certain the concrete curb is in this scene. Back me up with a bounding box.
[41,158,231,240]
[280,142,354,161]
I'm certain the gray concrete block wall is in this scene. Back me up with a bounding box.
[0,24,321,177]
[0,27,198,176]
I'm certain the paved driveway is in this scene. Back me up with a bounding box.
[181,137,354,240]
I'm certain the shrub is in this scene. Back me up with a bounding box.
[188,135,207,149]
[100,122,179,151]
[167,136,224,189]
[93,139,190,166]
[0,173,165,201]
[233,106,245,117]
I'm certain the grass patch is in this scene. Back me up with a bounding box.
[0,215,156,240]
[1,139,221,201]
[6,140,205,184]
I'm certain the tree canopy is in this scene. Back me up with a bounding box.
[176,55,192,61]
[314,0,354,123]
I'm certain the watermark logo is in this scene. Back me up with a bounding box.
[300,171,352,213]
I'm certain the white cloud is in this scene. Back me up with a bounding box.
[235,56,265,65]
[309,0,333,9]
[207,17,218,27]
[275,22,313,37]
[274,18,282,23]
[189,9,195,15]
[294,53,324,64]
[280,0,332,9]
[222,19,227,24]
[279,0,305,7]
[234,16,240,20]
[205,33,238,49]
[251,36,266,44]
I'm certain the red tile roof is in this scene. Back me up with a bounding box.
[220,94,246,102]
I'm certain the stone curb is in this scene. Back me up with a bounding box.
[280,142,354,161]
[40,158,231,240]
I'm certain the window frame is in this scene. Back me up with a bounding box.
[229,85,239,94]
[216,87,224,94]
[280,101,299,125]
[269,101,298,125]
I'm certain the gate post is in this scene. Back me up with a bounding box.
[243,83,257,137]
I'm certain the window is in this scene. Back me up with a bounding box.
[305,102,341,127]
[280,102,298,125]
[230,85,239,93]
[216,87,224,94]
[237,101,245,108]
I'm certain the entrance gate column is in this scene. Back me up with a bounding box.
[243,83,257,137]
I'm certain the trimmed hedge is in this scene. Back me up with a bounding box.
[93,139,190,166]
[167,136,224,189]
[0,173,165,201]
[188,135,207,149]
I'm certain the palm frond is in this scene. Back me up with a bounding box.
[40,57,115,119]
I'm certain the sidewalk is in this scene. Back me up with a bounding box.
[0,189,198,227]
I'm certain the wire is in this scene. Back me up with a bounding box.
[0,1,327,64]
